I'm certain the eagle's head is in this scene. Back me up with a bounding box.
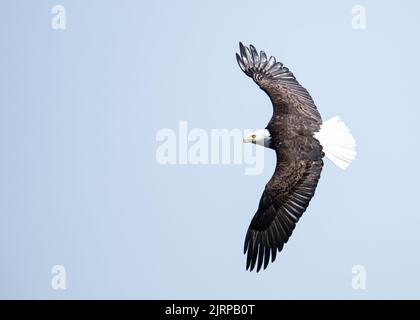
[243,129,271,148]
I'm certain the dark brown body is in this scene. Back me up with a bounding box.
[236,43,325,271]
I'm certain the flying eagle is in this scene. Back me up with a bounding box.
[237,43,356,272]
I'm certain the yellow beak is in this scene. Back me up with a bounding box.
[243,135,253,143]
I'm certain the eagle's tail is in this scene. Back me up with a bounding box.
[314,116,356,170]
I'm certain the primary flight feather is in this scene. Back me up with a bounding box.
[236,42,356,272]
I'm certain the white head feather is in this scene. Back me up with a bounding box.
[243,129,271,147]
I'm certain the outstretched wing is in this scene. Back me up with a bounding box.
[236,42,321,122]
[244,159,323,272]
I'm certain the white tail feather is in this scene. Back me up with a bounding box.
[314,116,356,170]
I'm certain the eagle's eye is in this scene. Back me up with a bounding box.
[252,134,256,139]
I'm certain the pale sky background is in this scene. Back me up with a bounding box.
[1,0,420,299]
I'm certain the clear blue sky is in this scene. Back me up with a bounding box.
[1,0,420,299]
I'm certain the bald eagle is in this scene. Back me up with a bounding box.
[237,43,356,272]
